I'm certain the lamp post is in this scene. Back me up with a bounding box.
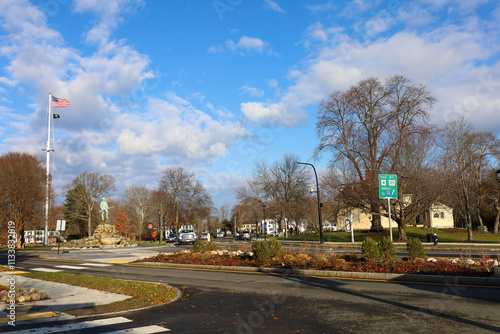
[298,162,323,244]
[262,204,267,240]
[254,212,258,240]
[157,209,162,243]
[163,216,166,239]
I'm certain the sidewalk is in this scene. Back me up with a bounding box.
[0,272,131,325]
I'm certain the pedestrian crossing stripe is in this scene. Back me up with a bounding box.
[54,265,89,270]
[2,316,170,333]
[106,325,171,333]
[30,268,62,272]
[81,263,113,267]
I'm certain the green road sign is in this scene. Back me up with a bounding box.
[379,174,397,199]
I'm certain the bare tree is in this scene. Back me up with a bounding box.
[158,167,213,231]
[158,167,193,231]
[122,185,153,239]
[235,153,310,236]
[437,115,499,241]
[65,172,116,237]
[0,152,47,247]
[315,75,435,230]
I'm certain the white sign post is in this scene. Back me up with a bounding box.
[56,219,65,255]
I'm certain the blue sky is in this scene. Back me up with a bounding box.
[1,0,500,208]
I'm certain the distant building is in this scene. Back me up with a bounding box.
[417,203,454,229]
[337,202,454,230]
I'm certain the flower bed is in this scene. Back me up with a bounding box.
[135,250,497,277]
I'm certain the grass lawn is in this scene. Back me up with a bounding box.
[281,227,500,244]
[21,272,178,315]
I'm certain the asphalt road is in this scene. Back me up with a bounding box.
[5,254,500,333]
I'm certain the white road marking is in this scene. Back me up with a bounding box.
[6,316,133,333]
[81,262,113,267]
[54,265,89,270]
[30,268,62,272]
[106,325,171,333]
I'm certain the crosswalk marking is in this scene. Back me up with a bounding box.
[27,263,113,272]
[81,262,113,267]
[2,317,171,334]
[106,325,171,333]
[6,316,133,333]
[30,267,62,272]
[54,265,89,270]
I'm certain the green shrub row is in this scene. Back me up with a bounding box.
[361,237,425,260]
[192,240,217,253]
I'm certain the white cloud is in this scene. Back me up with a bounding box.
[116,97,246,162]
[268,79,278,88]
[208,45,224,53]
[264,0,285,13]
[226,36,266,53]
[240,85,264,97]
[307,2,337,12]
[73,0,143,46]
[240,101,305,127]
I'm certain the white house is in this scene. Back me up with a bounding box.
[416,203,454,229]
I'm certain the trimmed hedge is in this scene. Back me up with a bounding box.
[407,238,426,259]
[361,237,379,260]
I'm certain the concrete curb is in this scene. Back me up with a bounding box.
[128,262,500,287]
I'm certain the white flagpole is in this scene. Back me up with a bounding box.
[44,93,53,245]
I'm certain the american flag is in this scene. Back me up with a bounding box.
[52,96,70,108]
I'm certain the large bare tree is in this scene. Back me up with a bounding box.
[65,172,116,237]
[315,75,435,230]
[0,152,47,247]
[437,115,499,241]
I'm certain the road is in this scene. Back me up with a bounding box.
[3,253,500,333]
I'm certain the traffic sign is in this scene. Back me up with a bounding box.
[148,224,153,229]
[344,218,352,232]
[379,174,397,199]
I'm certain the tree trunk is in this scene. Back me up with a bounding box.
[494,208,500,234]
[88,215,92,237]
[397,222,408,242]
[477,212,484,227]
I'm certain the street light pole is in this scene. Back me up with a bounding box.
[254,212,258,240]
[298,162,324,244]
[262,204,267,241]
[157,209,162,243]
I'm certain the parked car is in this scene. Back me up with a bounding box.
[177,229,197,244]
[199,232,209,240]
[217,231,224,238]
[239,230,251,240]
[167,233,178,242]
[142,236,155,241]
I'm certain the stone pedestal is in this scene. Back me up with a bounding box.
[70,222,130,248]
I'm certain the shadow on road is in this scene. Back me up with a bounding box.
[273,273,500,333]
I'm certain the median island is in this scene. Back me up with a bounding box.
[134,238,498,277]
